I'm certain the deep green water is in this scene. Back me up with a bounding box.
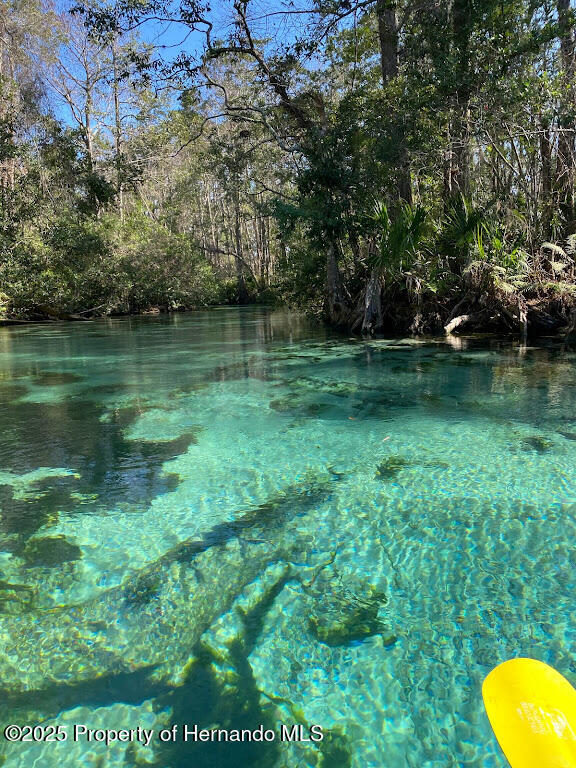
[1,307,576,767]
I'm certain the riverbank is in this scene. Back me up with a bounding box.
[3,288,576,341]
[360,289,576,339]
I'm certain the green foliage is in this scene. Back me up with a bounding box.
[437,195,492,266]
[369,203,429,273]
[375,455,410,479]
[2,0,576,331]
[0,204,225,317]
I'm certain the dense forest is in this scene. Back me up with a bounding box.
[1,0,576,336]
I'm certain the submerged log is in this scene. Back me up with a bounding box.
[0,475,340,695]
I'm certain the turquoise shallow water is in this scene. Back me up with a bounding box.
[1,307,576,767]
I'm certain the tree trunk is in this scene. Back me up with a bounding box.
[451,108,471,196]
[326,239,348,325]
[540,117,553,235]
[376,0,398,81]
[233,187,248,303]
[111,37,124,219]
[361,0,410,335]
[557,0,576,233]
[0,6,16,191]
[447,0,472,199]
[361,270,383,334]
[375,0,412,203]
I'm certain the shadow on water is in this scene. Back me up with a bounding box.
[151,572,295,768]
[2,667,168,723]
[0,398,195,548]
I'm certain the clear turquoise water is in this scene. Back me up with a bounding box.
[1,307,576,767]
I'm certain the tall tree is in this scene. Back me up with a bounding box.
[557,0,576,233]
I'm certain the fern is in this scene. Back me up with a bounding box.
[566,234,576,256]
[550,260,568,273]
[541,242,568,257]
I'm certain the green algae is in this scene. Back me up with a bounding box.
[521,435,555,453]
[34,372,83,386]
[124,572,162,607]
[374,454,449,480]
[375,455,410,479]
[22,536,82,567]
[269,397,294,412]
[281,377,360,397]
[269,396,328,417]
[316,728,353,768]
[0,580,36,614]
[309,582,389,647]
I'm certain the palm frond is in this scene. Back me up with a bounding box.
[437,194,492,260]
[368,203,429,273]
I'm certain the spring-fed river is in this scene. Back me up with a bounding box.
[0,306,575,768]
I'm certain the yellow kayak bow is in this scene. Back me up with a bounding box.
[482,658,576,768]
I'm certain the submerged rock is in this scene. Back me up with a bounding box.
[308,581,391,647]
[557,430,576,441]
[22,536,82,567]
[374,454,449,480]
[521,436,555,453]
[0,580,36,614]
[269,397,327,417]
[282,377,360,397]
[375,455,410,479]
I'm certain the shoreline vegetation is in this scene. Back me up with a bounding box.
[2,293,576,342]
[1,0,576,340]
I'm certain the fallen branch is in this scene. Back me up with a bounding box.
[445,314,474,334]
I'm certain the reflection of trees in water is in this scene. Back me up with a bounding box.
[0,309,327,547]
[491,346,576,419]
